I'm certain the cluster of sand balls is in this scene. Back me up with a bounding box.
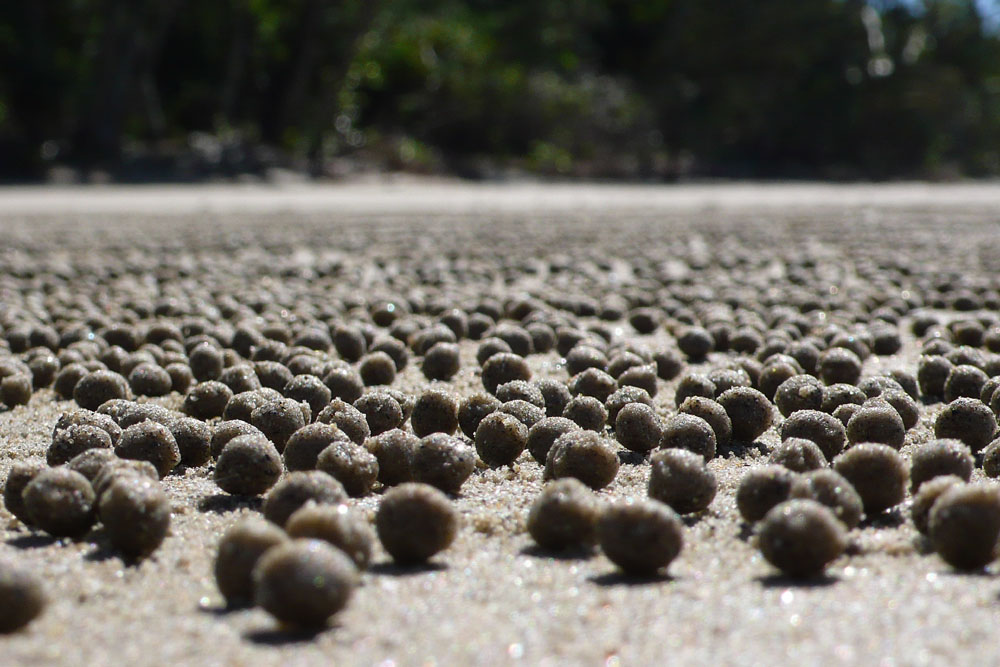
[214,482,456,627]
[5,212,1000,632]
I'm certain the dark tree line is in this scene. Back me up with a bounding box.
[1,0,998,180]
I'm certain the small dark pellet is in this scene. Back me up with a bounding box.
[114,420,181,478]
[647,448,717,514]
[768,437,827,473]
[789,469,864,529]
[253,539,358,627]
[286,502,376,570]
[833,443,908,515]
[262,470,347,526]
[3,461,45,525]
[544,430,620,490]
[475,411,528,467]
[929,484,1000,571]
[758,499,847,578]
[366,429,418,486]
[717,387,774,443]
[316,440,380,497]
[376,483,458,564]
[99,475,171,558]
[527,479,602,552]
[0,560,45,633]
[214,435,283,496]
[597,498,684,576]
[911,475,965,535]
[215,519,290,607]
[659,414,716,461]
[736,465,796,523]
[412,433,476,493]
[909,438,974,492]
[22,467,96,538]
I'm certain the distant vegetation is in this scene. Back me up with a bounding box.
[1,0,999,180]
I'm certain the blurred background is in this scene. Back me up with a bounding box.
[1,0,999,182]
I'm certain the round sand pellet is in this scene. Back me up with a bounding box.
[215,519,290,607]
[527,417,581,464]
[262,470,347,526]
[779,410,846,461]
[597,498,684,576]
[74,370,131,411]
[214,435,283,496]
[659,413,716,461]
[422,342,461,381]
[774,375,824,417]
[251,398,307,453]
[527,479,602,552]
[882,390,919,431]
[0,559,45,633]
[929,484,1000,571]
[614,403,662,453]
[983,437,1000,478]
[909,439,974,492]
[768,437,826,472]
[210,420,266,459]
[911,475,965,535]
[833,443,908,515]
[283,422,348,472]
[99,475,171,558]
[820,383,867,414]
[736,465,797,523]
[934,397,997,453]
[286,503,376,570]
[316,399,370,446]
[544,430,620,490]
[47,423,112,467]
[410,388,460,437]
[66,448,119,483]
[91,459,159,499]
[604,386,653,424]
[1,374,31,406]
[458,393,501,440]
[253,539,358,627]
[316,440,380,497]
[562,395,607,432]
[3,461,45,525]
[499,399,545,429]
[366,429,417,486]
[353,392,404,437]
[22,467,96,538]
[114,420,181,478]
[535,379,572,418]
[717,387,774,443]
[789,469,864,529]
[283,374,332,417]
[846,401,906,450]
[169,416,212,468]
[182,380,232,420]
[818,347,863,386]
[648,448,717,514]
[496,380,545,409]
[758,499,847,578]
[475,411,528,467]
[222,389,281,423]
[677,396,733,450]
[376,483,458,564]
[412,433,476,494]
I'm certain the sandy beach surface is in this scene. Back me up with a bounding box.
[1,183,999,666]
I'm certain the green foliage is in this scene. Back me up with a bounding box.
[0,0,998,178]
